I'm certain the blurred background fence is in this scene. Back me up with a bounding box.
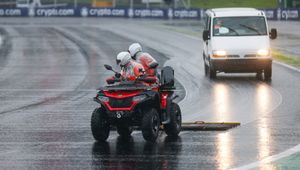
[1,0,294,9]
[0,0,190,8]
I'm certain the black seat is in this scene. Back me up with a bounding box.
[160,66,175,89]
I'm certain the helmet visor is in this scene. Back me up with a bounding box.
[116,59,121,65]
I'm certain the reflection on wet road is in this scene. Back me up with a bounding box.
[92,135,183,170]
[0,18,300,169]
[256,84,272,160]
[216,132,232,170]
[213,83,230,122]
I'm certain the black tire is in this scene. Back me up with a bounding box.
[204,62,209,76]
[256,70,263,80]
[91,107,110,141]
[117,125,133,137]
[141,108,160,142]
[164,103,182,137]
[264,64,272,81]
[209,66,216,79]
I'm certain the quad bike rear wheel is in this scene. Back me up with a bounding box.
[164,103,182,137]
[91,107,110,141]
[117,125,133,137]
[141,108,160,142]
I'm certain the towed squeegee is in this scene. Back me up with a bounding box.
[181,121,240,131]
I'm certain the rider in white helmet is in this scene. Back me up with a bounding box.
[115,51,144,81]
[128,43,158,76]
[116,51,131,67]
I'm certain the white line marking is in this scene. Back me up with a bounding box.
[231,143,300,170]
[274,60,300,73]
[0,35,2,47]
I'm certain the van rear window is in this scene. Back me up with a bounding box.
[213,16,267,36]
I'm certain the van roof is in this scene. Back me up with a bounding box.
[206,8,265,17]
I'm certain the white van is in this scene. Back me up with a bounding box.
[202,8,277,80]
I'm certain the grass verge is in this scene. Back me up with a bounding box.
[29,0,278,8]
[273,51,300,68]
[191,0,278,8]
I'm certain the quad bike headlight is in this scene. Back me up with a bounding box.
[98,96,109,102]
[133,95,147,102]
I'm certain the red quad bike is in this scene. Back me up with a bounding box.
[91,64,182,142]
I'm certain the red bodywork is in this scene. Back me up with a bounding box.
[101,87,167,111]
[103,90,142,98]
[103,101,138,111]
[102,90,142,111]
[160,92,169,109]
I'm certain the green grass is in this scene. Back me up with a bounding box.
[273,51,300,68]
[272,153,300,169]
[191,0,278,8]
[42,0,92,4]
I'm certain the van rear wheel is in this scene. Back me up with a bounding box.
[204,63,209,76]
[209,67,216,79]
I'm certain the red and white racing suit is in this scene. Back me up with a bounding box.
[121,60,145,81]
[135,52,158,76]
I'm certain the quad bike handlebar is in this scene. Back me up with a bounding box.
[106,78,121,84]
[106,75,157,85]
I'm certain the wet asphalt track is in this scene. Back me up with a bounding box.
[0,18,300,170]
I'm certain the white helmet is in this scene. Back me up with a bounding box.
[128,43,142,59]
[116,51,131,67]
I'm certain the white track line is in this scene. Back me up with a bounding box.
[274,60,300,73]
[0,35,2,47]
[232,144,300,170]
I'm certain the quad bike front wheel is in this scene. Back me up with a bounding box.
[164,103,182,137]
[141,108,160,142]
[91,107,110,141]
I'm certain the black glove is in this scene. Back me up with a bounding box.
[115,73,121,78]
[107,79,115,84]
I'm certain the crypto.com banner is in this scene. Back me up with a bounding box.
[0,8,28,17]
[0,7,299,21]
[0,7,201,19]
